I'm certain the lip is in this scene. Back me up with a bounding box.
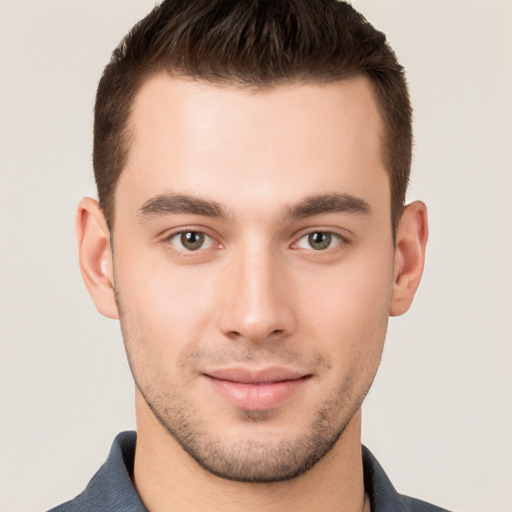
[203,367,311,410]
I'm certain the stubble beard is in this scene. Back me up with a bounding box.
[132,361,372,483]
[116,292,382,484]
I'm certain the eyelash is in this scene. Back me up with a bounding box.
[162,228,349,255]
[164,229,220,254]
[292,231,347,252]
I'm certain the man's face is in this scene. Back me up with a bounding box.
[112,75,395,481]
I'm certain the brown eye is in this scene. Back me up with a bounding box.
[180,231,205,250]
[167,230,216,255]
[307,232,332,250]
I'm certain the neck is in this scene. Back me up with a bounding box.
[133,392,366,512]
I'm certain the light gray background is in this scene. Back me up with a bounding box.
[1,1,511,511]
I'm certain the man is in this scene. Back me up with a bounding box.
[49,0,447,510]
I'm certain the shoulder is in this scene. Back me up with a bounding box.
[398,494,453,512]
[362,446,453,512]
[46,432,146,512]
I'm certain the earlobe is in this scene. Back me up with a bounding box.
[76,197,119,319]
[390,201,429,317]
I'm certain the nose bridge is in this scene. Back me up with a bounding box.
[220,236,296,342]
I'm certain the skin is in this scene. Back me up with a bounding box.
[77,74,428,512]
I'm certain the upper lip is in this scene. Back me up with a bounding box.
[204,367,309,384]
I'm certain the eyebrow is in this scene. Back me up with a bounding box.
[137,191,371,222]
[284,193,371,219]
[137,193,227,220]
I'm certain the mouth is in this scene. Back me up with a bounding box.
[203,367,312,410]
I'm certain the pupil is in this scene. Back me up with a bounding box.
[308,232,331,250]
[181,231,204,250]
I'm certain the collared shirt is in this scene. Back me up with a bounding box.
[48,431,451,512]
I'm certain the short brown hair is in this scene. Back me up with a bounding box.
[94,0,412,233]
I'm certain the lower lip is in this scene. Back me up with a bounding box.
[205,376,309,410]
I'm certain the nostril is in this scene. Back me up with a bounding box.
[225,330,243,340]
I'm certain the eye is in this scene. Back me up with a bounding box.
[168,230,215,251]
[295,231,343,251]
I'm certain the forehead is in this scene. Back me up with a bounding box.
[118,74,388,218]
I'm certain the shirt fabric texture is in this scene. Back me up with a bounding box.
[48,431,451,512]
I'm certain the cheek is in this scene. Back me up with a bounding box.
[114,254,219,375]
[296,251,394,367]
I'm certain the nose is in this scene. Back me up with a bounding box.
[219,243,297,344]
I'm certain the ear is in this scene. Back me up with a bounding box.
[76,197,119,319]
[390,200,429,317]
